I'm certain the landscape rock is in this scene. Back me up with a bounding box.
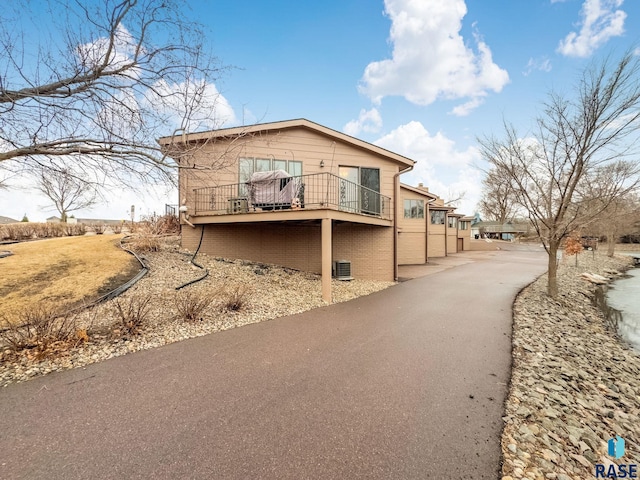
[0,238,394,387]
[502,251,640,479]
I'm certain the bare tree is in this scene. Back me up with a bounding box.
[36,166,98,222]
[479,52,640,297]
[444,188,466,208]
[583,191,640,257]
[0,0,229,188]
[478,166,519,223]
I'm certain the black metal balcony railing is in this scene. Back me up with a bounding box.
[192,172,391,220]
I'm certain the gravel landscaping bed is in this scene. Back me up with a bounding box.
[0,237,394,387]
[502,251,640,480]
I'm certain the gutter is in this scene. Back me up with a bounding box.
[393,164,414,281]
[425,198,436,263]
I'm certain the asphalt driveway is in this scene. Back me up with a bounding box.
[0,249,547,479]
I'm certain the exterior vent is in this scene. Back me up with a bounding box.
[332,260,353,281]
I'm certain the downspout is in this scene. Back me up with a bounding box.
[393,164,413,281]
[180,208,197,229]
[445,210,453,256]
[425,198,435,263]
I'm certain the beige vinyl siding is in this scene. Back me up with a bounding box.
[457,221,471,251]
[397,187,427,265]
[180,127,399,219]
[447,228,457,254]
[428,224,446,258]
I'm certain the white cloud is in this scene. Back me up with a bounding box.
[359,0,509,115]
[343,108,383,136]
[145,78,237,132]
[523,57,552,76]
[557,0,627,57]
[77,24,141,77]
[450,97,484,117]
[374,121,483,214]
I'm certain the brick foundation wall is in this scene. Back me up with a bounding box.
[182,221,394,281]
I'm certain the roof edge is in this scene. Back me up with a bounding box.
[158,118,415,168]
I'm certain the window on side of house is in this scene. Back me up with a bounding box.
[404,199,424,219]
[430,210,445,225]
[448,216,457,228]
[459,221,468,230]
[239,158,303,195]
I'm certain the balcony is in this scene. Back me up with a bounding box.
[192,172,391,220]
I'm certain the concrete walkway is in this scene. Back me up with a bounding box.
[0,250,547,480]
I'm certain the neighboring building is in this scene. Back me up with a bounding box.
[473,220,530,240]
[458,216,474,251]
[159,118,469,301]
[427,198,455,258]
[398,184,436,265]
[397,183,470,262]
[46,216,123,225]
[0,216,19,224]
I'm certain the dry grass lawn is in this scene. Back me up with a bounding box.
[0,234,140,323]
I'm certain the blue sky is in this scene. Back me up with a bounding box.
[2,0,639,221]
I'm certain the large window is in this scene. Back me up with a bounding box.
[430,210,445,225]
[404,199,424,219]
[459,221,468,230]
[448,216,457,228]
[239,157,302,195]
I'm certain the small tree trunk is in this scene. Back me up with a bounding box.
[547,242,559,298]
[607,229,616,257]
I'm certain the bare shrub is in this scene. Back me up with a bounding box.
[0,225,8,241]
[219,283,252,312]
[139,214,180,235]
[127,235,161,253]
[36,222,65,238]
[174,290,214,322]
[112,223,123,234]
[74,223,87,236]
[111,295,152,336]
[63,223,87,236]
[8,223,37,241]
[91,223,106,234]
[0,306,81,359]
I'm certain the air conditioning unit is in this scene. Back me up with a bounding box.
[227,198,248,214]
[332,260,353,281]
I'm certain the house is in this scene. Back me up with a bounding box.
[46,216,123,225]
[397,183,436,265]
[396,183,472,264]
[458,216,474,251]
[0,216,19,224]
[159,118,470,301]
[473,220,529,240]
[427,197,456,258]
[159,119,417,302]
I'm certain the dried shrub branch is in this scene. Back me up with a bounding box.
[174,290,214,322]
[111,294,152,337]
